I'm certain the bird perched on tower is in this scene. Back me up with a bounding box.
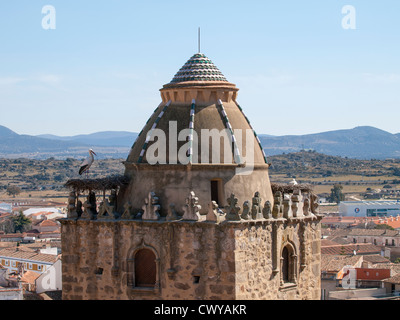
[79,149,97,177]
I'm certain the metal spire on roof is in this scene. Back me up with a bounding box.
[198,27,201,53]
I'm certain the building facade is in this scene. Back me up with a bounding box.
[339,200,400,217]
[0,248,58,274]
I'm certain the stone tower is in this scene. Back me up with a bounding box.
[60,53,322,300]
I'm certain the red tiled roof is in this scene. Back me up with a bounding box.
[348,228,399,237]
[321,254,362,273]
[374,218,400,230]
[0,233,25,239]
[321,239,342,247]
[321,243,381,255]
[362,254,391,264]
[20,270,40,284]
[383,273,400,284]
[323,215,400,230]
[25,232,40,237]
[0,247,58,264]
[39,220,58,227]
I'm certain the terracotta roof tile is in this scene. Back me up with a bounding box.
[362,254,391,264]
[348,229,399,237]
[321,254,362,272]
[321,243,381,255]
[383,273,400,284]
[39,220,58,227]
[0,248,58,264]
[20,270,40,284]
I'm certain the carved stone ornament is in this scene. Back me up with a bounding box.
[97,199,116,220]
[80,191,97,220]
[291,189,303,218]
[67,191,78,219]
[303,197,310,216]
[251,191,263,220]
[283,194,292,219]
[121,202,134,219]
[81,200,94,220]
[142,191,161,220]
[206,201,218,222]
[272,191,283,219]
[310,193,319,215]
[241,200,251,220]
[207,201,226,223]
[225,193,241,221]
[182,191,202,221]
[263,200,272,219]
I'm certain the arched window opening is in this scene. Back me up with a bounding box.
[280,243,297,286]
[282,246,290,283]
[134,248,156,288]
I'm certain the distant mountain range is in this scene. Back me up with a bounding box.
[0,125,137,159]
[257,126,400,160]
[0,125,399,160]
[37,131,138,148]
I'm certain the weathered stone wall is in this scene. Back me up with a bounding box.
[233,218,321,300]
[61,216,321,300]
[62,220,238,300]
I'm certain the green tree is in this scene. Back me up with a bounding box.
[375,224,394,230]
[11,211,32,233]
[6,185,21,197]
[392,168,400,177]
[328,184,345,203]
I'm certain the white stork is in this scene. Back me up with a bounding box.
[79,149,97,177]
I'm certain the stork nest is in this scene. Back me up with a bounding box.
[65,175,129,193]
[271,182,314,195]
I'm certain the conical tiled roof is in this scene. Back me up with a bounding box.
[169,53,228,83]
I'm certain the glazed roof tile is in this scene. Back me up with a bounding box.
[170,53,228,83]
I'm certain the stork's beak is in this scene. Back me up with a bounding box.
[90,150,97,156]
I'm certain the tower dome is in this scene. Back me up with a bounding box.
[127,53,267,165]
[121,53,273,216]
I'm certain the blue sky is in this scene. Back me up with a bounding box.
[0,0,399,136]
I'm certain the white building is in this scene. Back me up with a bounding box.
[22,207,62,218]
[0,248,59,274]
[339,200,400,217]
[0,203,12,213]
[0,286,23,300]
